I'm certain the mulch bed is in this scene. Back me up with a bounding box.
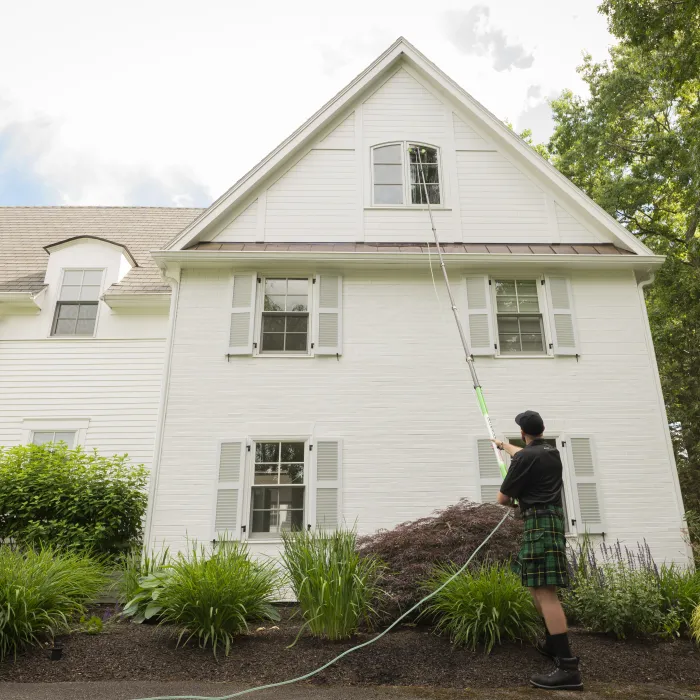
[2,605,700,688]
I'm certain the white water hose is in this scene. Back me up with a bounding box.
[131,146,512,700]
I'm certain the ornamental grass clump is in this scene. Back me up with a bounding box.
[156,541,281,657]
[281,529,385,640]
[0,546,107,660]
[422,563,541,653]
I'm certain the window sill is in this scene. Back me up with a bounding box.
[495,354,554,359]
[365,206,452,211]
[253,353,315,359]
[46,335,98,340]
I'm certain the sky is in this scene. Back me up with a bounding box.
[0,0,615,208]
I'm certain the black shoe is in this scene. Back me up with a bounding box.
[535,638,556,660]
[530,657,583,691]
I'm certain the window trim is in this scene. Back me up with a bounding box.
[31,430,78,448]
[253,275,314,358]
[241,436,311,543]
[370,141,444,208]
[491,276,553,358]
[50,268,105,338]
[22,418,89,447]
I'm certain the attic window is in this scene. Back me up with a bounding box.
[371,142,441,206]
[51,269,103,337]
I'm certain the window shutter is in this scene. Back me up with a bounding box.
[477,438,502,503]
[464,276,495,356]
[214,440,246,541]
[314,439,342,529]
[315,275,343,355]
[228,273,257,355]
[566,436,605,534]
[544,276,579,356]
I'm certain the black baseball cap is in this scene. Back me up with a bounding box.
[515,410,545,436]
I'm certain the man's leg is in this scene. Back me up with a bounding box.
[531,586,571,657]
[529,589,554,658]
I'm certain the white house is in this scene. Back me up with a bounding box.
[0,38,689,565]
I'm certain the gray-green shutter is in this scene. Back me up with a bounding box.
[214,440,245,540]
[228,273,257,355]
[315,439,342,529]
[464,276,495,356]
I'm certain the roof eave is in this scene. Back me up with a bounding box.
[0,288,46,314]
[101,292,171,312]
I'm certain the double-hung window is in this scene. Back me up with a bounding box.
[52,269,103,336]
[494,279,546,355]
[261,278,310,353]
[371,142,441,206]
[251,441,306,538]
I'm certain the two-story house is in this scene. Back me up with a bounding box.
[0,38,688,564]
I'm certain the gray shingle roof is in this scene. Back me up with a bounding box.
[0,207,203,295]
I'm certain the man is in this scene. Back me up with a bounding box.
[492,410,583,691]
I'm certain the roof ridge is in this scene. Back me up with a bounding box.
[0,205,206,211]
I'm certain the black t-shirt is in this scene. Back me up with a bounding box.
[499,439,563,508]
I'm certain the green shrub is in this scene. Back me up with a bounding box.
[658,564,700,632]
[0,546,107,660]
[281,529,384,641]
[422,564,541,653]
[117,547,171,622]
[157,542,280,657]
[79,614,104,635]
[0,443,148,558]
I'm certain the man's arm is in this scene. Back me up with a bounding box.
[496,491,516,506]
[492,439,523,458]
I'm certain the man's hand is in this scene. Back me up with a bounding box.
[491,439,524,458]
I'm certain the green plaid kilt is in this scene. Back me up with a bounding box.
[513,505,569,588]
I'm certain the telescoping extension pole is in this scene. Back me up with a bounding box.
[413,147,507,479]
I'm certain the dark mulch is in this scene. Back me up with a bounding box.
[2,606,700,689]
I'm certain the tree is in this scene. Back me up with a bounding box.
[545,0,700,518]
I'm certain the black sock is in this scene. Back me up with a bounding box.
[549,632,572,659]
[544,630,553,646]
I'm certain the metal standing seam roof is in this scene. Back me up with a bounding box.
[0,206,203,295]
[186,242,635,255]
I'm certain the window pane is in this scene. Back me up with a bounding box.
[78,304,98,319]
[517,297,540,313]
[521,334,545,352]
[262,316,285,333]
[287,279,308,296]
[58,303,80,319]
[519,317,543,334]
[374,185,403,204]
[409,146,438,164]
[254,465,278,484]
[76,319,96,335]
[262,333,284,352]
[499,335,521,353]
[373,144,402,164]
[410,164,439,185]
[495,280,516,296]
[374,164,403,185]
[265,279,286,295]
[280,464,304,484]
[256,442,279,463]
[54,432,76,446]
[82,270,103,285]
[55,319,77,334]
[286,296,308,312]
[286,316,308,333]
[60,285,82,301]
[411,184,440,205]
[252,487,277,510]
[63,270,83,285]
[497,317,520,333]
[516,280,538,295]
[496,296,518,313]
[278,486,305,510]
[80,286,101,301]
[32,432,56,445]
[280,442,305,462]
[264,295,285,312]
[285,333,308,352]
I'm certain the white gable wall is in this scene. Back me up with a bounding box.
[149,265,687,565]
[207,61,618,247]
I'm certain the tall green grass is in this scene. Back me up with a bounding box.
[0,546,107,660]
[422,564,541,653]
[157,542,280,657]
[281,529,384,640]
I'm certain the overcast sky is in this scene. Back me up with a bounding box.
[0,0,614,207]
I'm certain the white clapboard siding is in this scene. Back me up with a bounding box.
[265,150,357,241]
[464,275,495,356]
[555,203,607,243]
[228,273,256,355]
[0,339,164,468]
[211,200,257,242]
[315,439,342,529]
[477,438,502,503]
[315,275,342,355]
[363,68,446,143]
[214,440,245,540]
[453,113,493,150]
[317,112,355,149]
[545,277,580,356]
[566,437,605,534]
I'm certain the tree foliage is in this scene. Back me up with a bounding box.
[0,443,148,558]
[544,0,700,519]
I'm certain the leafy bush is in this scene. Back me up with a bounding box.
[658,564,700,632]
[79,614,104,635]
[0,443,148,558]
[121,571,172,624]
[117,547,171,623]
[0,546,106,660]
[157,542,281,657]
[281,529,384,640]
[357,500,521,616]
[422,564,541,653]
